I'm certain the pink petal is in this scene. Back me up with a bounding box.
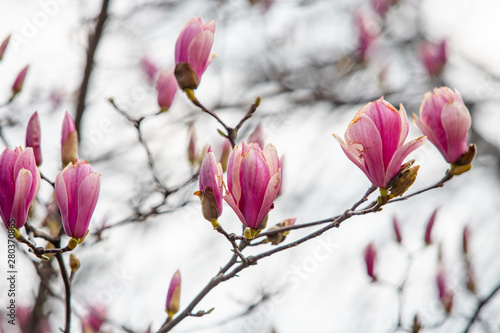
[238,149,271,228]
[0,148,18,223]
[383,136,427,186]
[10,169,32,228]
[441,101,471,163]
[187,30,214,80]
[363,98,402,168]
[74,173,101,238]
[255,169,281,228]
[346,114,386,187]
[263,144,279,175]
[55,171,71,235]
[174,18,204,64]
[227,145,242,203]
[398,104,409,147]
[413,114,446,159]
[333,133,368,175]
[223,192,247,227]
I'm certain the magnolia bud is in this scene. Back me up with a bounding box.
[424,208,438,245]
[393,215,402,244]
[61,112,78,167]
[364,243,377,281]
[166,270,181,318]
[266,218,296,245]
[0,34,10,61]
[25,111,42,166]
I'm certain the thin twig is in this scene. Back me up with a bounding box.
[463,283,500,333]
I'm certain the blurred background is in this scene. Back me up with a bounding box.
[0,0,500,332]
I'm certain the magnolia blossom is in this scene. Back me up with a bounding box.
[0,147,41,229]
[55,160,100,239]
[156,69,177,112]
[25,111,42,166]
[195,146,224,222]
[166,270,181,317]
[224,142,281,231]
[413,87,471,164]
[355,11,379,62]
[420,40,447,77]
[333,97,426,189]
[61,111,78,167]
[174,17,215,89]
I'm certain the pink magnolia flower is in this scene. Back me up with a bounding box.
[11,65,29,96]
[25,111,42,166]
[413,87,471,164]
[166,269,181,317]
[0,34,10,61]
[55,160,100,239]
[156,69,178,112]
[61,111,78,167]
[219,139,232,173]
[224,142,281,231]
[420,40,447,77]
[364,243,377,281]
[195,146,224,222]
[0,147,40,229]
[355,11,379,62]
[174,17,215,88]
[333,97,426,188]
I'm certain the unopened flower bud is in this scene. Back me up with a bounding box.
[265,217,296,245]
[61,112,78,167]
[156,69,177,112]
[188,125,197,165]
[462,225,470,256]
[25,111,42,166]
[389,165,419,199]
[412,315,421,333]
[393,215,402,244]
[364,243,377,281]
[70,253,80,273]
[219,139,232,172]
[0,34,10,61]
[424,208,438,245]
[436,266,453,314]
[175,62,199,91]
[195,146,224,223]
[166,270,181,318]
[11,65,29,99]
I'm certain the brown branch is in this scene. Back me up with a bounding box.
[74,0,110,138]
[463,283,500,333]
[55,253,72,333]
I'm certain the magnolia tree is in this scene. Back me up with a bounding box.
[0,0,499,333]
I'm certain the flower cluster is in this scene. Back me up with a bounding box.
[196,142,282,238]
[333,87,474,197]
[0,112,100,249]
